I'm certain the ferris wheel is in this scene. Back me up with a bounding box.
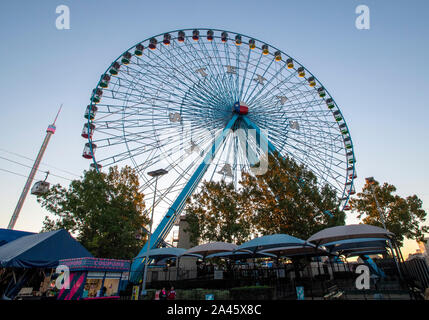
[81,28,356,271]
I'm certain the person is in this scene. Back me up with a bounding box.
[96,286,107,297]
[167,286,176,300]
[159,287,167,300]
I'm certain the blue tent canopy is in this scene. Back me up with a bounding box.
[322,237,386,248]
[205,251,276,260]
[0,229,92,268]
[0,228,35,247]
[137,247,188,260]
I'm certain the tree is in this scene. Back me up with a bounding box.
[349,179,429,246]
[37,165,149,260]
[184,180,252,245]
[240,152,345,239]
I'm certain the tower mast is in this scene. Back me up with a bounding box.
[7,105,62,229]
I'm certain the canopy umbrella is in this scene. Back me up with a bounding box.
[320,236,390,278]
[342,248,388,258]
[205,251,276,260]
[307,224,394,246]
[322,237,388,248]
[324,238,388,255]
[236,234,307,254]
[259,244,329,258]
[137,247,202,260]
[183,242,238,259]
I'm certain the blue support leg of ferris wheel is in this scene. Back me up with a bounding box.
[241,115,277,155]
[130,114,239,283]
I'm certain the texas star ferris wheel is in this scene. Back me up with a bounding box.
[80,28,357,277]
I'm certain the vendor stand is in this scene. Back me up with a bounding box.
[57,257,130,300]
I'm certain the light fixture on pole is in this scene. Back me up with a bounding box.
[141,168,168,296]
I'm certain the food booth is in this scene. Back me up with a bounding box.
[57,257,130,300]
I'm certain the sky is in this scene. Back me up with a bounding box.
[0,0,428,257]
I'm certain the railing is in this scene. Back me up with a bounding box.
[403,257,429,291]
[127,261,417,300]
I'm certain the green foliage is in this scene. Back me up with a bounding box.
[141,289,157,300]
[37,165,149,259]
[173,289,230,300]
[349,179,429,246]
[185,180,252,245]
[230,285,273,300]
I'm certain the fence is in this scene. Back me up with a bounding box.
[402,257,429,291]
[131,260,415,300]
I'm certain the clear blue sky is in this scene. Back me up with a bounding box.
[0,0,428,255]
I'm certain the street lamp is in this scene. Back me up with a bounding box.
[141,168,168,296]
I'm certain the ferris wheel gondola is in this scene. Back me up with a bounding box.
[31,171,50,196]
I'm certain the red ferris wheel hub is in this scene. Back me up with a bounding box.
[233,101,249,115]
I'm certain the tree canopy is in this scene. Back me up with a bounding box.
[37,165,149,260]
[349,179,428,246]
[185,180,252,245]
[185,152,345,244]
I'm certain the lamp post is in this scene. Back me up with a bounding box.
[141,168,168,296]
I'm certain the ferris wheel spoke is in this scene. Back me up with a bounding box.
[234,43,242,101]
[180,39,230,97]
[251,82,314,113]
[134,51,225,108]
[268,127,343,165]
[134,126,221,178]
[157,43,232,107]
[241,49,263,103]
[142,151,209,207]
[114,70,195,107]
[251,79,313,112]
[246,62,287,107]
[238,48,252,100]
[249,114,340,145]
[223,40,239,101]
[251,95,325,116]
[265,120,341,157]
[143,47,200,88]
[198,39,226,80]
[270,133,345,178]
[208,39,238,104]
[111,71,187,101]
[207,132,232,182]
[242,57,275,105]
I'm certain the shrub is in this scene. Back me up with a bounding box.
[230,285,274,300]
[142,289,157,300]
